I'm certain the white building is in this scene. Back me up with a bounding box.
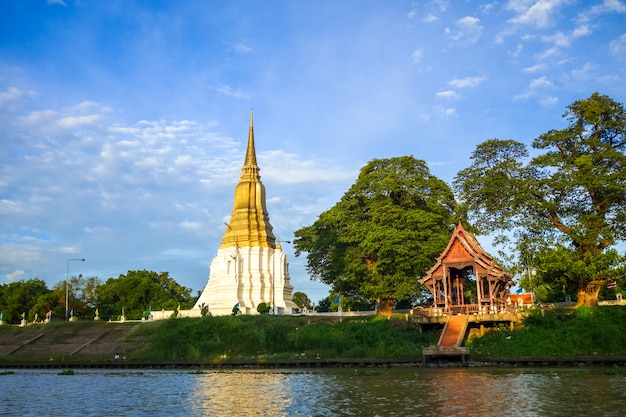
[193,111,297,316]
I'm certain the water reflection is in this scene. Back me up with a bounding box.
[0,368,625,416]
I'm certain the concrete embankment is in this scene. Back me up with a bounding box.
[0,321,148,364]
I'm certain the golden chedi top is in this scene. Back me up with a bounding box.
[220,110,277,249]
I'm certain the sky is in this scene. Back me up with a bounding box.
[1,0,625,304]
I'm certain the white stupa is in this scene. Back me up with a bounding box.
[194,111,297,316]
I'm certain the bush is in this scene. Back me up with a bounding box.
[467,306,626,356]
[257,302,271,314]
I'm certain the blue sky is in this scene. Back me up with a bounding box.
[1,0,625,304]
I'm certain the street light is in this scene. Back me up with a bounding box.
[66,258,85,321]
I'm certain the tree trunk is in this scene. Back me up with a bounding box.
[377,298,396,317]
[575,280,604,307]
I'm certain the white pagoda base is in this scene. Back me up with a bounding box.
[194,245,297,316]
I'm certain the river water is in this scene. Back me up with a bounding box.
[0,367,624,416]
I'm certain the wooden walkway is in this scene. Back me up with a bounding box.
[419,308,519,365]
[438,315,468,348]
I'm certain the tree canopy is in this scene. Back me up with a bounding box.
[291,291,312,311]
[0,278,49,324]
[96,270,194,319]
[0,271,194,323]
[294,156,457,315]
[454,92,626,305]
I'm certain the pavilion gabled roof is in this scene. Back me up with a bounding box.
[419,222,512,285]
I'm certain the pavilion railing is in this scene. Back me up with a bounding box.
[412,303,517,317]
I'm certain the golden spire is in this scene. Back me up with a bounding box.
[220,110,276,249]
[244,109,257,168]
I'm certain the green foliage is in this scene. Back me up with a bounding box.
[532,246,626,299]
[58,369,76,375]
[468,306,626,356]
[294,156,456,310]
[288,316,431,358]
[454,93,626,305]
[60,275,102,320]
[0,278,50,324]
[292,292,312,310]
[95,270,193,320]
[316,297,331,312]
[0,271,193,323]
[133,315,435,361]
[257,302,271,314]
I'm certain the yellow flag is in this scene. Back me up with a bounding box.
[95,308,99,316]
[20,312,25,319]
[177,304,181,312]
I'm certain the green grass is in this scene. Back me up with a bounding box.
[467,305,626,356]
[130,315,435,362]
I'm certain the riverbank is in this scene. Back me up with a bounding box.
[4,354,626,370]
[2,307,626,369]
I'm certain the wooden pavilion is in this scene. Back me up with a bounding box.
[418,222,514,316]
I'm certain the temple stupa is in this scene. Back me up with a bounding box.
[193,111,297,316]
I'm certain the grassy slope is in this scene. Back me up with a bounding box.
[128,315,435,362]
[467,306,626,356]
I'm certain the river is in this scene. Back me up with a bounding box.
[0,367,624,416]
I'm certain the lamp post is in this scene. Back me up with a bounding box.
[66,258,85,321]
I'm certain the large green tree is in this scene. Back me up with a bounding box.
[294,156,456,315]
[0,278,50,324]
[95,270,193,319]
[454,92,626,306]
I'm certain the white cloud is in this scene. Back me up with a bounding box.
[424,0,450,15]
[448,76,486,88]
[507,0,568,29]
[412,48,424,63]
[47,0,66,6]
[609,34,626,59]
[540,96,559,106]
[541,31,571,47]
[523,63,548,72]
[479,3,495,13]
[57,114,102,128]
[216,84,250,98]
[436,90,461,100]
[432,105,457,119]
[445,16,483,44]
[233,42,253,53]
[0,199,21,214]
[514,75,554,101]
[180,221,204,231]
[497,0,570,42]
[6,269,26,281]
[570,62,597,80]
[0,86,34,106]
[572,24,591,38]
[260,150,357,185]
[534,46,561,61]
[529,75,553,89]
[589,0,626,15]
